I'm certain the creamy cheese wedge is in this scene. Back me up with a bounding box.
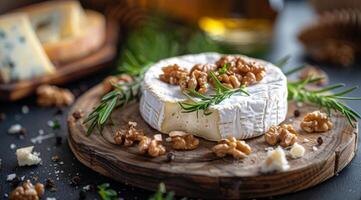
[140,53,288,141]
[17,1,86,44]
[0,13,55,83]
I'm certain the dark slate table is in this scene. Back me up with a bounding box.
[1,1,361,199]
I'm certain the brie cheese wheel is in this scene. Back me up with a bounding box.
[140,53,288,141]
[0,13,55,83]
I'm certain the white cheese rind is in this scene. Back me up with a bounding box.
[140,53,288,141]
[0,13,54,83]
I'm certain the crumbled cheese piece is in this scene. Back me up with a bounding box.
[16,146,42,166]
[303,138,310,143]
[46,198,56,200]
[261,146,289,173]
[312,146,318,151]
[21,105,29,114]
[290,143,305,159]
[8,124,22,134]
[10,144,17,149]
[38,129,44,135]
[7,173,16,181]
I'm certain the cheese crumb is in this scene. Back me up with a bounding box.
[303,138,310,143]
[16,146,42,166]
[312,146,318,151]
[8,124,22,134]
[261,146,289,173]
[290,143,305,159]
[7,173,16,181]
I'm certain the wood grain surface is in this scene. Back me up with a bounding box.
[0,20,118,101]
[67,83,358,199]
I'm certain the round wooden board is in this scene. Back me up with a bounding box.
[67,84,358,199]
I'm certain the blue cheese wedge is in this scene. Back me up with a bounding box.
[0,13,54,83]
[17,1,85,44]
[140,53,288,141]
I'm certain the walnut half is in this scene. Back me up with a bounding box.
[212,136,252,159]
[36,85,74,107]
[301,110,333,133]
[9,180,44,200]
[114,121,144,146]
[169,131,199,150]
[138,134,166,157]
[264,124,298,147]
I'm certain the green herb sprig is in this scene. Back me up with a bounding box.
[288,78,361,126]
[98,183,118,200]
[149,183,175,200]
[179,71,249,115]
[278,56,361,127]
[84,74,144,135]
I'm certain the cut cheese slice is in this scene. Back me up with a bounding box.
[16,1,85,44]
[140,53,288,141]
[42,10,106,64]
[0,13,55,83]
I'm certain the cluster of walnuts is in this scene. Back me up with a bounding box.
[212,136,252,159]
[159,55,266,94]
[214,55,266,87]
[36,85,74,107]
[102,74,133,94]
[301,110,333,133]
[264,110,333,147]
[114,121,166,157]
[9,180,44,200]
[264,124,298,147]
[114,122,203,157]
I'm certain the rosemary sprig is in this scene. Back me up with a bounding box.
[84,74,144,135]
[280,57,361,127]
[97,183,118,200]
[179,72,249,115]
[288,78,361,126]
[149,183,175,200]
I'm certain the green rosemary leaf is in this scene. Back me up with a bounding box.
[275,55,291,68]
[313,84,345,93]
[219,63,230,75]
[187,89,210,100]
[284,64,306,76]
[328,86,358,97]
[209,71,229,93]
[335,96,361,100]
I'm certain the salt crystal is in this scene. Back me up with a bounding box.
[10,144,16,149]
